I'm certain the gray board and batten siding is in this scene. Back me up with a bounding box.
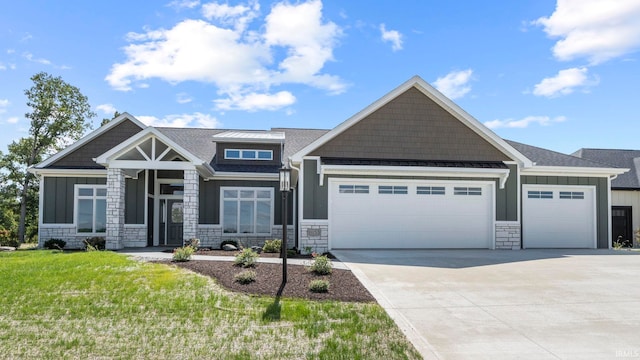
[521,175,609,249]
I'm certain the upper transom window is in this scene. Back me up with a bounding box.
[224,149,273,160]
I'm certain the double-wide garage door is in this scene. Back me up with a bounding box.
[522,185,596,248]
[329,180,494,249]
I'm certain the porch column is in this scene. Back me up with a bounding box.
[106,167,125,250]
[183,169,199,242]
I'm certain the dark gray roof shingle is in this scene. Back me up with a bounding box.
[506,140,611,168]
[573,148,640,189]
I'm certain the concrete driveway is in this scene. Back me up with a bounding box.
[332,249,640,360]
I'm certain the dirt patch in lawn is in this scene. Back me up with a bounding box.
[165,260,374,303]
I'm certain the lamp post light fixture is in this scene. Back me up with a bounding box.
[279,166,291,286]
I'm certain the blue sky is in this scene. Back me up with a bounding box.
[1,0,639,155]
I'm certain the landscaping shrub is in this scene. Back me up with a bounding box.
[172,246,195,262]
[309,279,330,293]
[234,270,257,284]
[84,237,106,251]
[262,239,281,253]
[234,248,259,268]
[0,229,19,248]
[185,238,200,251]
[220,239,239,250]
[43,238,66,250]
[287,249,297,257]
[309,254,332,275]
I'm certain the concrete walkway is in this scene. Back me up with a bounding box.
[117,247,349,269]
[333,249,640,360]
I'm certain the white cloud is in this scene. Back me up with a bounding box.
[136,112,221,128]
[380,24,403,51]
[176,92,193,104]
[532,67,596,97]
[434,69,473,99]
[167,0,200,9]
[96,103,117,115]
[107,0,345,112]
[7,117,18,124]
[23,52,51,65]
[0,99,9,113]
[484,115,567,129]
[214,91,296,111]
[534,0,640,64]
[0,63,6,70]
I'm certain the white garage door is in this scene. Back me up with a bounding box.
[522,185,596,248]
[329,179,494,249]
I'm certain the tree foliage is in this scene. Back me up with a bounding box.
[101,111,122,126]
[0,72,95,244]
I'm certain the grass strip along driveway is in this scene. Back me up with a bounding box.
[0,251,420,359]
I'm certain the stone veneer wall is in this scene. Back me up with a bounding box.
[196,224,294,249]
[495,222,521,250]
[299,220,328,254]
[39,225,89,249]
[123,225,147,247]
[183,169,199,241]
[106,168,126,250]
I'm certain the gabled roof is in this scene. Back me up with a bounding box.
[506,141,610,168]
[573,148,640,188]
[34,112,146,168]
[290,75,533,167]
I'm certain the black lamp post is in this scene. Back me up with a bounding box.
[279,166,291,285]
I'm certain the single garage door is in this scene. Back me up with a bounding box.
[522,185,596,248]
[329,179,494,249]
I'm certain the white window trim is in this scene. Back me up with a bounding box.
[224,149,273,161]
[220,187,274,235]
[74,184,107,235]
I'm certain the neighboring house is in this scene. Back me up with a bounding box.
[573,149,640,247]
[30,76,626,251]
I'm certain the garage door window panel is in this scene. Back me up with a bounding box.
[559,191,584,199]
[417,186,445,195]
[379,185,408,194]
[454,187,482,196]
[528,191,553,199]
[339,185,369,194]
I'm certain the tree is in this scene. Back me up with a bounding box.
[1,72,95,245]
[101,111,122,126]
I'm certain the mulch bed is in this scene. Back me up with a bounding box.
[164,259,374,303]
[163,248,335,259]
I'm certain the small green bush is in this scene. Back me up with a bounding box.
[173,246,195,262]
[287,249,297,257]
[84,237,106,251]
[234,270,257,284]
[309,279,330,293]
[0,230,19,248]
[185,238,200,251]
[262,239,282,253]
[220,239,239,250]
[309,255,332,275]
[234,248,259,268]
[43,238,66,250]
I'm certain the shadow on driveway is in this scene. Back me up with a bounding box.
[332,248,639,269]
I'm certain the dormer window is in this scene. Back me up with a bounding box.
[224,149,273,161]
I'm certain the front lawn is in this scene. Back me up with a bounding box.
[0,251,421,359]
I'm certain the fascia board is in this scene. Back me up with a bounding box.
[521,166,629,177]
[28,168,107,177]
[321,164,510,178]
[209,172,279,181]
[35,112,146,168]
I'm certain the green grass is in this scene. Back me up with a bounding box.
[0,250,421,360]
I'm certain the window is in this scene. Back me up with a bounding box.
[75,185,107,234]
[417,186,445,195]
[454,187,482,196]
[222,188,273,234]
[559,191,584,200]
[378,185,408,194]
[339,185,369,194]
[224,149,273,160]
[528,191,553,199]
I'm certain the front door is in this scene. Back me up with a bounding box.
[612,206,633,247]
[159,199,184,246]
